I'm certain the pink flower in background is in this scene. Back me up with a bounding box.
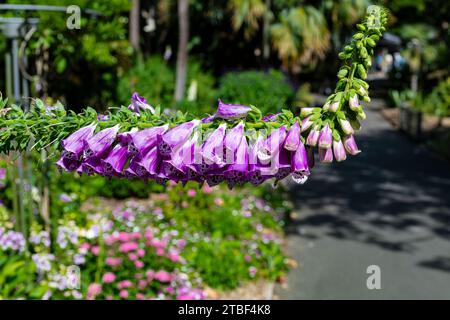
[138,280,147,290]
[145,229,153,241]
[214,198,224,206]
[131,232,142,240]
[156,248,165,256]
[202,185,213,194]
[244,255,252,262]
[119,290,129,299]
[151,239,166,249]
[134,260,144,269]
[102,272,116,283]
[181,201,189,208]
[91,246,100,255]
[146,270,155,280]
[136,293,145,300]
[137,249,145,257]
[168,250,181,263]
[80,243,90,251]
[134,273,142,280]
[187,189,197,197]
[87,283,102,300]
[155,270,171,283]
[119,242,139,252]
[177,239,186,249]
[128,253,137,261]
[118,280,133,289]
[118,232,130,242]
[165,286,174,294]
[106,257,123,267]
[249,266,257,277]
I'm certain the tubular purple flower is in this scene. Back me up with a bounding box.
[81,157,104,176]
[291,141,309,176]
[56,156,79,172]
[318,124,332,149]
[224,135,249,183]
[257,126,287,163]
[162,132,200,180]
[102,144,130,175]
[284,122,301,151]
[224,122,245,164]
[135,147,160,176]
[339,119,354,135]
[199,123,227,172]
[158,120,200,157]
[248,136,268,186]
[306,127,320,147]
[61,123,96,159]
[343,135,361,155]
[273,149,292,182]
[85,125,120,158]
[129,125,169,156]
[216,99,252,120]
[117,128,138,146]
[333,139,347,162]
[301,116,313,132]
[319,147,333,163]
[128,92,155,114]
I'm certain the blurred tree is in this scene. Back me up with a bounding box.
[175,0,189,101]
[129,0,141,52]
[228,0,267,39]
[270,5,330,73]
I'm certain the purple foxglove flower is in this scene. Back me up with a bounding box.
[284,122,301,151]
[333,139,347,162]
[300,108,315,118]
[349,93,359,111]
[224,122,245,164]
[216,99,252,120]
[128,125,169,156]
[248,136,268,186]
[291,141,309,175]
[224,135,249,183]
[85,125,120,158]
[102,144,130,175]
[301,116,313,132]
[81,157,105,176]
[199,124,227,172]
[56,156,79,172]
[319,147,333,163]
[205,172,225,187]
[273,149,292,182]
[135,147,160,177]
[343,135,361,155]
[339,119,354,135]
[117,128,138,145]
[262,113,280,122]
[61,123,96,160]
[162,132,200,180]
[306,127,320,146]
[124,157,142,179]
[257,126,287,163]
[318,124,332,149]
[128,92,155,114]
[158,120,200,157]
[201,115,215,123]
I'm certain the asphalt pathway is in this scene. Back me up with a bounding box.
[275,105,450,299]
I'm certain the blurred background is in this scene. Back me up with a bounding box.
[0,0,449,300]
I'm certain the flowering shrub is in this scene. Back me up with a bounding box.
[0,178,289,299]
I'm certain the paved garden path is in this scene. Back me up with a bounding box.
[275,103,450,299]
